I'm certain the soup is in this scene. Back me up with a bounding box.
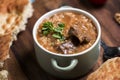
[37,12,97,54]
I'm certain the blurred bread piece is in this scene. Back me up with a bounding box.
[0,0,34,66]
[0,70,8,80]
[114,13,120,24]
[87,57,120,80]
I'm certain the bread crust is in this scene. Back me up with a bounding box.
[87,57,120,80]
[0,0,28,13]
[0,0,33,62]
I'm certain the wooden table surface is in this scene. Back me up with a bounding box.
[4,0,120,80]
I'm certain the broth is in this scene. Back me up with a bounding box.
[37,12,97,54]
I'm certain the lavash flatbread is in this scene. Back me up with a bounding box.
[0,0,33,79]
[0,0,33,63]
[87,57,120,80]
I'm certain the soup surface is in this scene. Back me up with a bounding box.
[37,12,97,54]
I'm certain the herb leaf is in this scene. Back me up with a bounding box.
[42,30,50,35]
[54,23,65,33]
[58,23,65,28]
[41,21,65,41]
[54,27,62,33]
[42,22,54,35]
[52,33,61,39]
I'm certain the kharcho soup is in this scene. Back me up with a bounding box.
[37,12,97,54]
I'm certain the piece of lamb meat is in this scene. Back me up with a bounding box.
[68,25,91,45]
[57,41,76,54]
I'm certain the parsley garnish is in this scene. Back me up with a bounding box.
[42,22,65,41]
[42,22,54,35]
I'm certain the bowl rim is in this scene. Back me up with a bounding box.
[33,7,101,57]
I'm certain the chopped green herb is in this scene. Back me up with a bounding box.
[58,23,65,28]
[42,22,54,35]
[53,23,65,34]
[42,30,50,35]
[41,21,65,41]
[60,35,65,41]
[42,27,48,30]
[54,27,63,33]
[43,22,53,29]
[52,33,61,39]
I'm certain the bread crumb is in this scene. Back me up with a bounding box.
[114,13,120,24]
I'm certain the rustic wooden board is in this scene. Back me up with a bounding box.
[4,0,120,80]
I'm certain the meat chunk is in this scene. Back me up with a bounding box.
[68,25,91,45]
[57,41,76,54]
[55,25,91,54]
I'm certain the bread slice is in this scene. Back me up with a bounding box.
[87,57,120,80]
[0,0,33,67]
